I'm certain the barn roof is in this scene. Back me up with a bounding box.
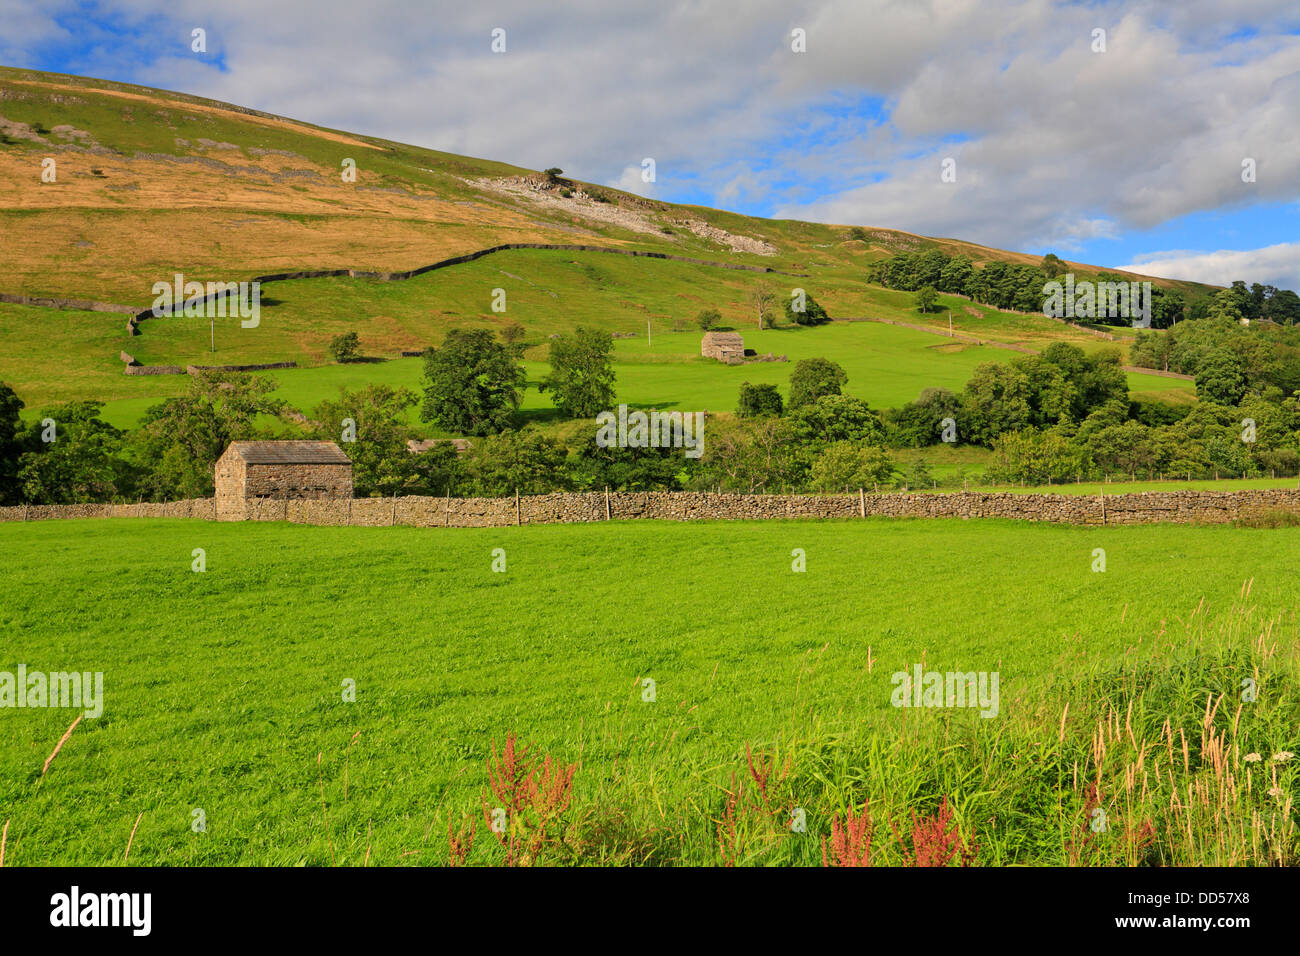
[702,331,744,345]
[225,441,352,465]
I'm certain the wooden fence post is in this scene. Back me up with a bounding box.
[391,494,398,526]
[605,486,612,521]
[515,488,521,526]
[859,487,865,517]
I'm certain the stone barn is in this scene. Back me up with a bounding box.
[701,331,744,364]
[215,441,352,521]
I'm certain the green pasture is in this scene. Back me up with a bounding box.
[0,517,1295,865]
[2,270,1192,432]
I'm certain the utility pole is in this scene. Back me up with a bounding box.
[948,312,953,337]
[647,318,651,348]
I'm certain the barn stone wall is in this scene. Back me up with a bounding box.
[214,453,246,522]
[242,463,353,500]
[4,488,1300,527]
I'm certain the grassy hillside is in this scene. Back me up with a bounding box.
[0,517,1294,865]
[3,246,1194,427]
[0,66,1212,425]
[0,64,1212,303]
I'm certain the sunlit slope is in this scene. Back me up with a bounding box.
[0,66,1203,423]
[0,66,1213,304]
[1,248,1194,418]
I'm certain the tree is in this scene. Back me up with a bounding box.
[1195,351,1248,405]
[737,382,784,418]
[420,328,525,435]
[499,323,527,355]
[126,371,284,499]
[696,308,722,331]
[748,287,777,330]
[1013,356,1075,425]
[543,167,564,183]
[988,428,1085,485]
[915,285,938,314]
[1265,289,1300,325]
[541,327,616,419]
[1205,290,1246,324]
[791,394,885,445]
[788,358,848,409]
[809,442,896,491]
[937,256,974,294]
[888,387,963,447]
[1084,421,1161,478]
[18,401,127,503]
[463,428,569,495]
[0,381,23,504]
[1040,253,1068,278]
[962,362,1033,445]
[1150,287,1185,329]
[1072,348,1129,416]
[1129,329,1174,373]
[690,416,804,493]
[783,290,830,326]
[312,385,428,497]
[567,431,685,491]
[329,331,360,363]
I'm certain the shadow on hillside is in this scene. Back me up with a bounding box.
[517,400,686,427]
[516,407,568,426]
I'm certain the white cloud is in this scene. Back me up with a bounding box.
[610,163,655,197]
[1121,242,1300,291]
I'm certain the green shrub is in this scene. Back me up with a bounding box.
[329,330,360,363]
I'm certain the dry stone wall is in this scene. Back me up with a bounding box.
[4,488,1300,527]
[0,499,215,521]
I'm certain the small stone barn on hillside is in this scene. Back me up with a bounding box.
[215,441,352,521]
[701,331,744,364]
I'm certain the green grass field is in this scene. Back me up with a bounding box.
[5,289,1193,433]
[1,517,1295,866]
[3,66,1284,873]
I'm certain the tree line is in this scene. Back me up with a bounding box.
[869,248,1300,329]
[7,267,1300,504]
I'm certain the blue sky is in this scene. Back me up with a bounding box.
[3,0,1298,288]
